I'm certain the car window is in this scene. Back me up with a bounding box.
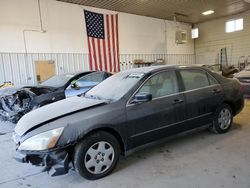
[207,74,218,85]
[78,72,104,82]
[76,72,104,87]
[138,71,179,99]
[180,69,210,91]
[40,74,74,87]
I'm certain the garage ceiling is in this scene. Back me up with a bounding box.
[58,0,250,23]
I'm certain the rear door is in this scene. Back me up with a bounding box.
[126,70,186,148]
[179,68,223,130]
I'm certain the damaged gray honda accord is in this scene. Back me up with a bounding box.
[13,65,244,180]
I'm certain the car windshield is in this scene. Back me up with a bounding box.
[40,74,74,87]
[85,71,145,101]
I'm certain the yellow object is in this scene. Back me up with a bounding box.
[0,81,14,88]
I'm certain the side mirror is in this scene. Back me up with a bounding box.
[71,82,80,90]
[134,93,152,103]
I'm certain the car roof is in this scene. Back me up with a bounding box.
[121,64,207,74]
[60,65,209,76]
[62,71,95,76]
[63,70,113,76]
[122,65,177,74]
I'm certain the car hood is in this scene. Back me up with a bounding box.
[0,85,55,96]
[0,86,24,95]
[15,96,107,136]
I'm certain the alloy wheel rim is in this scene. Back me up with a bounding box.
[84,141,115,174]
[218,108,232,130]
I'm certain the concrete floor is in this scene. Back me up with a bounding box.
[0,100,250,188]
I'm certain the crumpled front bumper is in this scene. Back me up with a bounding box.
[14,150,70,176]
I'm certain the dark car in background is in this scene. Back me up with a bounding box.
[194,64,238,77]
[13,65,244,180]
[0,71,112,123]
[235,65,250,98]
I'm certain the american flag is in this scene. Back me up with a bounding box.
[84,10,120,72]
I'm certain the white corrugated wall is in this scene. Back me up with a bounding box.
[0,53,89,85]
[195,10,250,66]
[0,53,195,85]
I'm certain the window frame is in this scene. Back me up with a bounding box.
[77,72,104,83]
[225,18,243,33]
[127,69,180,105]
[191,28,199,39]
[179,68,219,92]
[67,72,105,89]
[206,72,219,86]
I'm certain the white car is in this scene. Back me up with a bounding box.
[234,65,250,98]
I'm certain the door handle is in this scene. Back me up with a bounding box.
[212,89,221,94]
[173,98,184,105]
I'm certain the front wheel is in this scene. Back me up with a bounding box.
[210,103,233,134]
[73,131,120,180]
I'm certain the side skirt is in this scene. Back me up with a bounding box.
[124,124,211,157]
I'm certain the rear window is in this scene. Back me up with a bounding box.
[180,69,210,91]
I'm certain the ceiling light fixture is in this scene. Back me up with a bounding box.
[202,10,215,15]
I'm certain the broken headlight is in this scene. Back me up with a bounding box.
[18,127,64,151]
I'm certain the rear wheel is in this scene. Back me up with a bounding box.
[73,131,120,180]
[210,103,233,134]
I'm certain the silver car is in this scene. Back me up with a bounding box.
[235,65,250,98]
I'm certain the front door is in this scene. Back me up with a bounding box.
[126,70,186,148]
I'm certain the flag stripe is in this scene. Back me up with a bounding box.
[91,37,98,70]
[97,39,102,71]
[114,15,118,72]
[115,14,120,72]
[100,39,104,71]
[109,15,114,72]
[102,39,107,71]
[87,37,93,70]
[96,39,101,70]
[111,15,116,72]
[105,17,111,72]
[106,15,112,72]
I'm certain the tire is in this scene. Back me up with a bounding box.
[210,103,233,134]
[73,131,120,180]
